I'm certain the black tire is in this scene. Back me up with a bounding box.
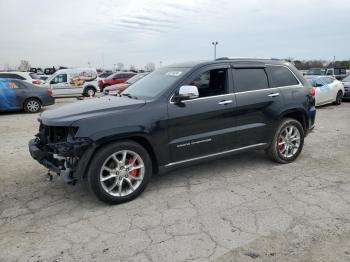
[88,140,152,204]
[24,98,41,113]
[266,118,304,164]
[334,90,343,105]
[84,87,96,97]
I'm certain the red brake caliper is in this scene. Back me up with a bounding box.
[128,158,138,177]
[278,137,285,151]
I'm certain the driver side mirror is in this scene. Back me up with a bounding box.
[173,85,199,103]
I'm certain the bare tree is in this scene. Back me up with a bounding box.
[145,62,156,72]
[117,62,124,71]
[17,60,31,71]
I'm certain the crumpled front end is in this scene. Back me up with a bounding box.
[28,123,93,184]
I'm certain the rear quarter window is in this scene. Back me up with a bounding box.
[0,74,26,80]
[234,68,269,92]
[268,66,299,87]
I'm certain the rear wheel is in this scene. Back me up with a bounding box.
[334,90,343,105]
[88,140,152,204]
[24,98,41,113]
[266,118,304,164]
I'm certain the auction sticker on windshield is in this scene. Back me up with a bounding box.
[165,71,182,77]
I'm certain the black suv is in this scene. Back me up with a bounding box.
[29,58,316,204]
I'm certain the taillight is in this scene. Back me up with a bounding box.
[32,80,41,85]
[47,89,53,95]
[310,87,315,97]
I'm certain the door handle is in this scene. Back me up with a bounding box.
[268,93,280,97]
[218,100,232,105]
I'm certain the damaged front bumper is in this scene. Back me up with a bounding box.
[29,137,94,184]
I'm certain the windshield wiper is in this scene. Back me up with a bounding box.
[122,93,138,99]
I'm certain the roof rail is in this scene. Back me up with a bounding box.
[215,57,281,61]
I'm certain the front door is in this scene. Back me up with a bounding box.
[50,73,71,96]
[167,64,236,163]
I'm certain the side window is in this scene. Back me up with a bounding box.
[268,66,299,87]
[0,73,9,78]
[7,74,26,80]
[51,74,67,84]
[189,68,227,98]
[326,69,334,75]
[234,69,269,92]
[114,74,123,79]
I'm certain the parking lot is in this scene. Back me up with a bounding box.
[0,99,350,262]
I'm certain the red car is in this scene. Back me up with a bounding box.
[103,73,148,95]
[98,72,136,91]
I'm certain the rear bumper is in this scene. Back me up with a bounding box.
[305,107,316,137]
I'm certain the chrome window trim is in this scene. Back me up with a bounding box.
[169,64,303,104]
[165,143,268,167]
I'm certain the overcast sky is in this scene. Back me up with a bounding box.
[1,0,349,69]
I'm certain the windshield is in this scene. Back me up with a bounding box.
[45,73,56,83]
[342,75,350,82]
[121,67,190,100]
[126,74,146,84]
[307,68,325,75]
[106,73,119,80]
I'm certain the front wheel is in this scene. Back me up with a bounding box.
[334,91,343,105]
[84,87,96,97]
[88,140,152,204]
[266,118,304,164]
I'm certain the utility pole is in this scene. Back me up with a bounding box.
[212,41,219,59]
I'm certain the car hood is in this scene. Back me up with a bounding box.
[343,81,350,87]
[40,96,146,126]
[105,83,129,91]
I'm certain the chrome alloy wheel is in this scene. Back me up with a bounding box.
[100,150,145,197]
[277,125,301,158]
[27,100,40,112]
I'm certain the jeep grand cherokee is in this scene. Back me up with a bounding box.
[29,58,316,204]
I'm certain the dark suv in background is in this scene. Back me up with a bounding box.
[29,58,316,204]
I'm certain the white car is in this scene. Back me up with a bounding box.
[0,71,43,85]
[306,76,344,106]
[41,68,100,97]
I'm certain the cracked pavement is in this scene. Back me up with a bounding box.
[0,99,350,261]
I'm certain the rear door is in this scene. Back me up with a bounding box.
[11,80,29,108]
[167,64,236,163]
[231,63,285,148]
